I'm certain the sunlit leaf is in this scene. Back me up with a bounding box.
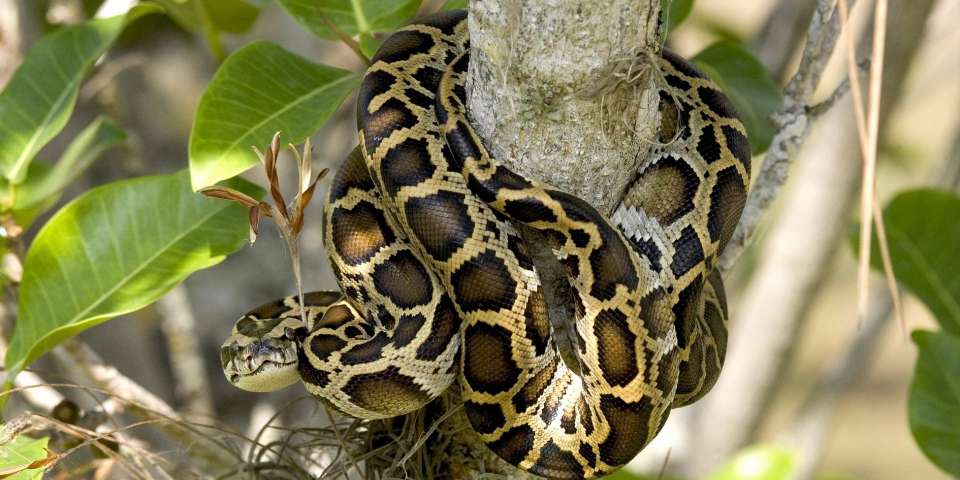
[188,42,359,190]
[276,0,422,38]
[693,40,782,154]
[0,435,50,478]
[909,330,960,476]
[855,189,960,335]
[4,170,260,377]
[0,5,158,183]
[708,444,795,480]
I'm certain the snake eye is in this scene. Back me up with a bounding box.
[284,326,305,341]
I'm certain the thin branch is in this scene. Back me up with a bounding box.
[156,285,214,417]
[720,0,854,271]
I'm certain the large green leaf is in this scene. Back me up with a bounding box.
[693,40,783,154]
[275,0,422,39]
[857,189,960,335]
[0,435,49,479]
[4,170,260,377]
[0,5,158,183]
[154,0,262,34]
[909,330,960,476]
[441,0,466,10]
[708,445,796,480]
[189,41,359,190]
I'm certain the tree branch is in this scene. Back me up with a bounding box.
[684,0,937,474]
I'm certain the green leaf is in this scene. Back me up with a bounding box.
[855,189,960,335]
[661,0,694,35]
[0,435,49,478]
[275,0,422,38]
[707,444,795,480]
[693,40,782,154]
[154,0,262,34]
[14,117,126,212]
[359,33,382,59]
[4,170,260,376]
[909,330,960,476]
[441,0,467,10]
[189,41,359,190]
[0,5,158,183]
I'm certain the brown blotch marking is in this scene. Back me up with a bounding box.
[340,332,392,366]
[391,313,426,348]
[578,442,597,469]
[595,308,640,387]
[597,395,658,466]
[722,125,752,173]
[370,30,435,64]
[530,440,584,479]
[371,250,434,308]
[464,322,520,394]
[404,190,474,262]
[503,197,558,223]
[488,424,535,467]
[380,137,436,196]
[342,366,430,416]
[523,292,551,356]
[464,401,505,435]
[578,397,594,435]
[297,347,329,388]
[540,376,568,425]
[670,225,705,278]
[560,403,577,434]
[662,49,708,80]
[696,124,722,163]
[416,296,460,360]
[628,155,700,226]
[315,304,356,330]
[587,230,639,301]
[361,97,419,153]
[301,291,344,308]
[328,148,375,202]
[513,360,557,414]
[330,200,395,266]
[697,86,739,119]
[707,166,747,250]
[450,250,518,312]
[307,333,347,362]
[236,315,282,338]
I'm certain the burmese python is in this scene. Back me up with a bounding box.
[220,9,750,479]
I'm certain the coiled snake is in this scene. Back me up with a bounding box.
[220,9,750,479]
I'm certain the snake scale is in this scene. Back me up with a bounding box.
[220,9,750,479]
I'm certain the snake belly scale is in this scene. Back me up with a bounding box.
[220,9,750,479]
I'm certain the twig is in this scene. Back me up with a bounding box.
[719,0,854,272]
[318,12,371,66]
[51,340,235,469]
[156,285,214,416]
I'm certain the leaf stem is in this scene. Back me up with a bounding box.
[191,0,226,62]
[318,13,370,66]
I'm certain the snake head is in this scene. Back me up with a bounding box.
[220,300,307,392]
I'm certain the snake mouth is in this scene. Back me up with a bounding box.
[222,342,300,392]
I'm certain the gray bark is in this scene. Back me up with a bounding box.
[467,0,661,368]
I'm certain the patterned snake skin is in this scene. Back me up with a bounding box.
[220,9,750,479]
